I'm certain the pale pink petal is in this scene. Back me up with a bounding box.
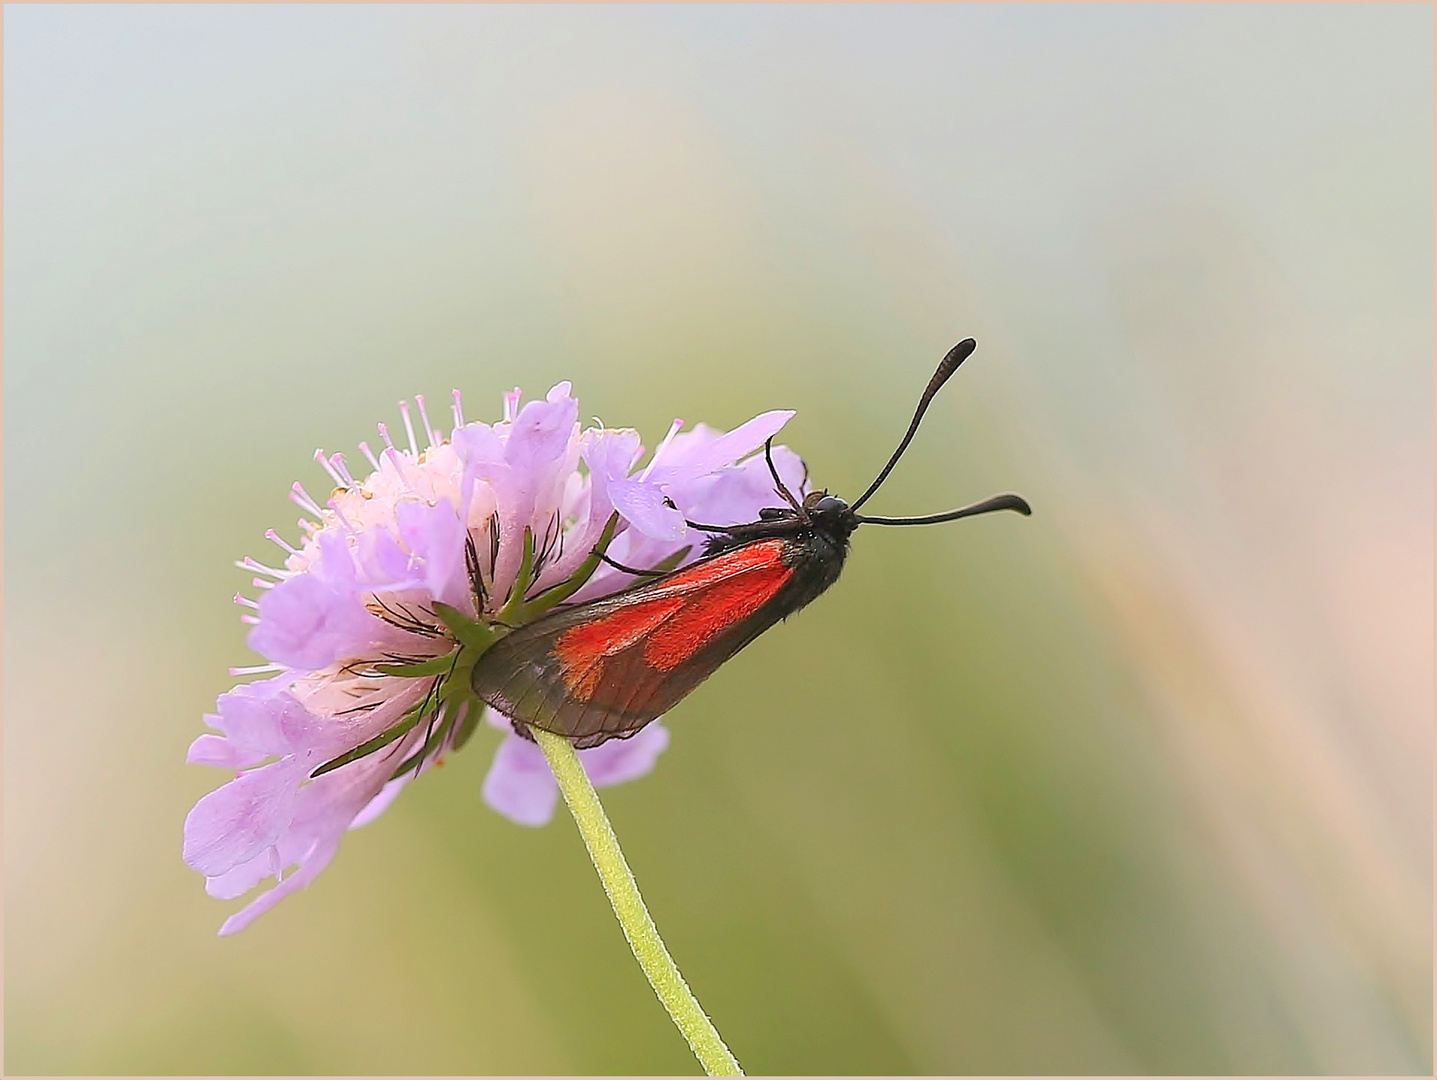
[505,389,578,472]
[481,732,559,827]
[349,774,414,829]
[204,846,279,900]
[247,571,376,670]
[356,526,419,589]
[580,721,671,788]
[182,758,306,877]
[209,682,328,759]
[187,733,266,769]
[608,478,688,541]
[537,427,645,587]
[395,498,470,609]
[678,444,808,528]
[218,835,342,936]
[481,716,670,827]
[644,409,794,485]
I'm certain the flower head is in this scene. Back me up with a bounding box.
[185,381,807,933]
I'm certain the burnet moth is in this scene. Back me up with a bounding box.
[471,338,1031,748]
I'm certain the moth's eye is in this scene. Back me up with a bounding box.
[758,507,790,520]
[813,495,848,514]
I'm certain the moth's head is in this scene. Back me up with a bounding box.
[756,491,854,534]
[802,489,858,538]
[805,492,849,516]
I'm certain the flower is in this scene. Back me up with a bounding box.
[185,381,808,934]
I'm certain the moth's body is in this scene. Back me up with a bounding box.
[470,497,858,748]
[469,338,1030,749]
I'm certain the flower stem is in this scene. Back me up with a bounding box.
[533,727,743,1077]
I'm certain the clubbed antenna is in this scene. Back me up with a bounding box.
[855,492,1031,526]
[848,339,977,512]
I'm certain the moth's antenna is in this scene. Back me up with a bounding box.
[854,492,1031,526]
[849,339,977,512]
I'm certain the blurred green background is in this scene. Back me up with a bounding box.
[5,5,1431,1075]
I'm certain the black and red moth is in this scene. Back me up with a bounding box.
[470,339,1030,749]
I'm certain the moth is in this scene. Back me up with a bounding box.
[471,339,1030,748]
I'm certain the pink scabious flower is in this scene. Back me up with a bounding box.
[185,381,807,934]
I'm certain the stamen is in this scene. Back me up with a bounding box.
[414,394,437,448]
[503,387,521,423]
[265,529,298,555]
[297,518,319,535]
[237,556,291,579]
[327,497,357,532]
[314,449,346,488]
[640,417,685,481]
[240,614,260,626]
[290,482,324,517]
[233,593,260,609]
[451,389,465,430]
[382,446,414,490]
[358,441,381,471]
[377,422,397,452]
[252,577,276,590]
[330,453,356,487]
[229,663,286,677]
[398,401,419,455]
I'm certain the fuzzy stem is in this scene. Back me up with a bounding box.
[533,727,743,1076]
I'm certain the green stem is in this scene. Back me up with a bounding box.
[533,727,743,1077]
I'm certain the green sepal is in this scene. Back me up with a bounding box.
[450,703,483,752]
[390,705,460,780]
[311,706,425,778]
[497,527,537,622]
[373,652,460,678]
[431,601,497,651]
[517,512,620,622]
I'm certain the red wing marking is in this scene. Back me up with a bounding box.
[555,597,685,700]
[644,561,791,670]
[551,538,792,701]
[641,539,786,598]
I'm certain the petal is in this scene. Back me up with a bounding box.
[534,427,647,589]
[582,427,644,485]
[204,845,279,900]
[482,732,559,827]
[644,410,794,485]
[452,420,506,467]
[247,572,377,671]
[579,721,671,788]
[576,427,643,532]
[212,683,324,758]
[480,715,671,826]
[679,444,809,528]
[217,834,342,936]
[504,389,579,472]
[483,390,583,599]
[608,478,688,541]
[187,733,266,769]
[395,498,469,609]
[207,735,420,932]
[182,758,306,877]
[355,526,419,590]
[349,774,414,829]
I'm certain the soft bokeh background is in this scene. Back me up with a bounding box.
[5,5,1431,1075]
